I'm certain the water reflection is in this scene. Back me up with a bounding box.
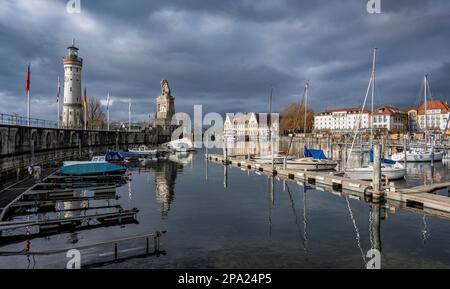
[144,160,181,217]
[2,149,450,269]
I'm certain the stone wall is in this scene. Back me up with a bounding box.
[0,124,164,181]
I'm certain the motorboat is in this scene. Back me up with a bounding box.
[165,138,196,152]
[63,156,106,167]
[59,162,127,176]
[129,145,158,155]
[118,151,145,163]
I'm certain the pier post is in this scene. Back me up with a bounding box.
[372,144,382,195]
[328,138,334,160]
[403,135,408,169]
[343,137,348,171]
[431,142,435,167]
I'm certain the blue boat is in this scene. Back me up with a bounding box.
[59,162,127,176]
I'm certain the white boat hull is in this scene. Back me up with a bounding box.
[391,151,443,162]
[345,164,406,180]
[285,158,337,171]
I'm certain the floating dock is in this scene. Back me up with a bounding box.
[207,154,450,216]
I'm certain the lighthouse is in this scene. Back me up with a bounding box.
[62,40,83,129]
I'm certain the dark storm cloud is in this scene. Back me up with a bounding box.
[0,0,449,122]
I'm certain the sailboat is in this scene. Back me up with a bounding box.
[345,48,406,181]
[286,81,338,171]
[391,75,443,162]
[286,146,338,170]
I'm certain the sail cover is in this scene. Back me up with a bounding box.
[369,150,396,164]
[304,146,327,159]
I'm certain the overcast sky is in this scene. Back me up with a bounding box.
[0,0,449,122]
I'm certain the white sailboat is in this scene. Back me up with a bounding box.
[391,75,443,162]
[345,48,406,180]
[287,81,338,171]
[285,157,338,171]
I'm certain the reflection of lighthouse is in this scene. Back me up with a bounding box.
[154,161,178,217]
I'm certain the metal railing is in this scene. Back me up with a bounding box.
[0,113,151,132]
[0,113,57,129]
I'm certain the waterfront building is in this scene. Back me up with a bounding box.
[223,113,279,142]
[313,108,370,132]
[405,108,418,133]
[417,99,450,132]
[62,40,84,129]
[372,106,407,133]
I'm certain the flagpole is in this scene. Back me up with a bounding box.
[27,90,30,127]
[84,88,87,130]
[26,64,30,127]
[57,76,60,128]
[128,98,131,132]
[107,92,110,131]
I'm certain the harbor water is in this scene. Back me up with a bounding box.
[0,150,450,268]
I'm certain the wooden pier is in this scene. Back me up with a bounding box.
[207,154,450,217]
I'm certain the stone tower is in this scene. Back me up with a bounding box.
[155,79,175,128]
[62,40,84,129]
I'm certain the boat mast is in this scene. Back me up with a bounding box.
[304,81,309,135]
[370,48,377,148]
[424,74,428,149]
[269,86,274,171]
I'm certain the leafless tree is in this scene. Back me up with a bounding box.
[87,96,106,129]
[280,103,314,134]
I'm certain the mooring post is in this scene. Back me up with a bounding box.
[114,243,118,260]
[328,138,334,160]
[372,144,382,197]
[343,137,348,171]
[403,135,408,169]
[283,157,287,170]
[431,142,435,167]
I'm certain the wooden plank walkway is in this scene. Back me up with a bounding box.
[207,154,450,216]
[0,168,58,216]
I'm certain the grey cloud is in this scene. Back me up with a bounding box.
[0,0,449,122]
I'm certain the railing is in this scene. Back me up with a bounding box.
[0,113,150,132]
[0,113,57,129]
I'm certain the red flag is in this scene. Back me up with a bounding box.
[83,88,87,108]
[25,64,30,93]
[56,76,60,103]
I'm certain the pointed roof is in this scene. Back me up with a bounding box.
[417,100,449,115]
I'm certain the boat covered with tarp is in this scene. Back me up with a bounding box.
[59,162,127,176]
[284,146,337,171]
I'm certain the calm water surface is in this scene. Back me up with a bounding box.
[1,150,450,269]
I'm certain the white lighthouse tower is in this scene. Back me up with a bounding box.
[62,40,84,129]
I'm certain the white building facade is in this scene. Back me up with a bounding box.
[314,108,370,132]
[417,100,450,131]
[224,113,279,142]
